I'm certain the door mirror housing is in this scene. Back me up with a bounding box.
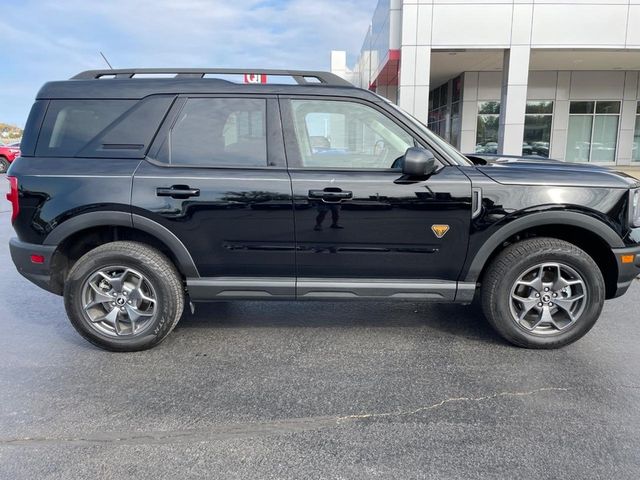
[402,147,437,177]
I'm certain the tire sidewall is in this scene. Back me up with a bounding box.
[0,157,9,174]
[490,248,604,348]
[65,250,178,351]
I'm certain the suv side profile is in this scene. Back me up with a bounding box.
[7,68,640,351]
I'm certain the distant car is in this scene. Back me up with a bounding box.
[0,142,21,173]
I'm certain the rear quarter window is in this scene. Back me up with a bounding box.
[36,100,135,157]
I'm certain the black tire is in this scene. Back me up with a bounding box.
[481,237,605,349]
[64,241,184,352]
[0,157,9,174]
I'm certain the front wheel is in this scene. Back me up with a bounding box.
[64,241,184,351]
[481,237,605,349]
[0,157,9,174]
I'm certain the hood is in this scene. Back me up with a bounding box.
[465,154,640,189]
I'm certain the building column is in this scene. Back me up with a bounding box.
[398,1,432,123]
[460,72,479,153]
[550,72,571,161]
[617,71,640,165]
[497,47,530,156]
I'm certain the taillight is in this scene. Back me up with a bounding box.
[6,176,19,222]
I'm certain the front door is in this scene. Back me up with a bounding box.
[281,97,472,299]
[133,95,296,299]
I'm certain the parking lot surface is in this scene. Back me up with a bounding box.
[0,205,639,479]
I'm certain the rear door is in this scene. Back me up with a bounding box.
[132,95,296,299]
[280,96,472,300]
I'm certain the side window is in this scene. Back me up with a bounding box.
[290,99,414,169]
[165,98,267,167]
[36,100,135,157]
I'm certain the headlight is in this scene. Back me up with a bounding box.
[630,189,640,227]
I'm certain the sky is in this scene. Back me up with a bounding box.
[0,0,377,127]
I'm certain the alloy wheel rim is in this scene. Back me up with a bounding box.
[509,262,587,335]
[81,266,157,337]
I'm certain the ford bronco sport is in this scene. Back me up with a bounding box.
[7,68,640,351]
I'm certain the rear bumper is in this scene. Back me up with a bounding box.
[612,245,640,298]
[9,237,59,295]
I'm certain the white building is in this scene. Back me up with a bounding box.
[331,0,640,165]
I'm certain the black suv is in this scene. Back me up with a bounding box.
[7,68,640,351]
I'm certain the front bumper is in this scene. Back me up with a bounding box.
[9,237,59,295]
[612,245,640,298]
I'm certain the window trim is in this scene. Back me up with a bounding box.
[279,94,445,172]
[146,94,287,170]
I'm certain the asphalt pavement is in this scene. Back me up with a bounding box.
[0,205,639,479]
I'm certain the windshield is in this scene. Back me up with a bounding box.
[375,95,473,166]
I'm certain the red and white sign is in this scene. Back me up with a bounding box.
[243,73,267,84]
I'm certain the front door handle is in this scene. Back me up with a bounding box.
[156,185,201,199]
[308,188,353,203]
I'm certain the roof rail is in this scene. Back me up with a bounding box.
[71,68,352,86]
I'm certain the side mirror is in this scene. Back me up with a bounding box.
[402,147,437,177]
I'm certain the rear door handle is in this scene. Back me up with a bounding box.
[156,185,200,199]
[308,189,353,203]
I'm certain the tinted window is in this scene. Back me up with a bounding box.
[166,98,267,167]
[569,101,594,114]
[290,99,414,169]
[37,100,135,156]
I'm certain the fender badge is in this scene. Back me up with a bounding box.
[431,224,450,238]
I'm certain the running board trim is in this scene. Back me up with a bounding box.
[186,277,477,302]
[187,277,295,300]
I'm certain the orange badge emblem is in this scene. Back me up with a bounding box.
[431,224,450,238]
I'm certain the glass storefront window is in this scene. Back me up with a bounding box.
[567,116,593,162]
[569,102,594,114]
[449,101,461,149]
[476,101,500,154]
[478,101,500,115]
[524,101,553,158]
[428,83,450,141]
[447,76,463,148]
[452,76,462,104]
[591,115,619,162]
[633,103,640,162]
[566,101,620,163]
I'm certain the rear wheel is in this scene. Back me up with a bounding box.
[0,157,9,173]
[64,241,184,351]
[481,237,605,349]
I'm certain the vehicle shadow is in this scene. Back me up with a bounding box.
[176,300,505,346]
